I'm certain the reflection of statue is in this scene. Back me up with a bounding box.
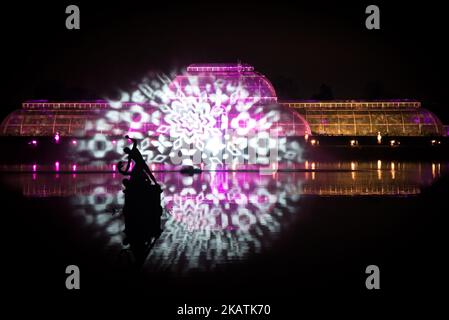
[118,135,163,267]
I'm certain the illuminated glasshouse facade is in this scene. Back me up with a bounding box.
[0,63,446,138]
[282,101,445,136]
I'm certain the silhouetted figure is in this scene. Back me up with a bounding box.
[118,135,158,185]
[118,136,163,267]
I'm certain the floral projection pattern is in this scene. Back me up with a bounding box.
[76,64,310,168]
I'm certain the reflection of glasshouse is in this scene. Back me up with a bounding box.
[0,63,446,137]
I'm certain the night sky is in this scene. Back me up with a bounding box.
[3,1,448,122]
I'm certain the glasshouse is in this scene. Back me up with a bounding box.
[282,101,445,136]
[0,64,446,138]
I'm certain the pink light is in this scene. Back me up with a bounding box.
[29,140,37,146]
[32,164,37,172]
[71,140,77,145]
[54,132,60,143]
[55,161,60,171]
[112,164,117,171]
[112,140,117,144]
[72,164,77,172]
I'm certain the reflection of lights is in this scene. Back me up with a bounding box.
[377,132,382,144]
[87,186,114,212]
[310,162,316,180]
[377,160,382,180]
[391,162,395,179]
[390,140,400,147]
[431,140,441,146]
[54,132,60,143]
[351,162,356,180]
[13,161,445,271]
[431,163,440,178]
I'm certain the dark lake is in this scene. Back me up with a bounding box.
[2,161,448,307]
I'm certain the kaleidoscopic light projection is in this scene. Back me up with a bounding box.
[76,64,310,167]
[71,171,303,272]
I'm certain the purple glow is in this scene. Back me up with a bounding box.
[29,140,37,146]
[72,140,77,145]
[55,161,60,171]
[54,132,60,143]
[72,164,77,172]
[32,164,37,172]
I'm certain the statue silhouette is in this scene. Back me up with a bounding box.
[118,135,158,185]
[118,135,163,267]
